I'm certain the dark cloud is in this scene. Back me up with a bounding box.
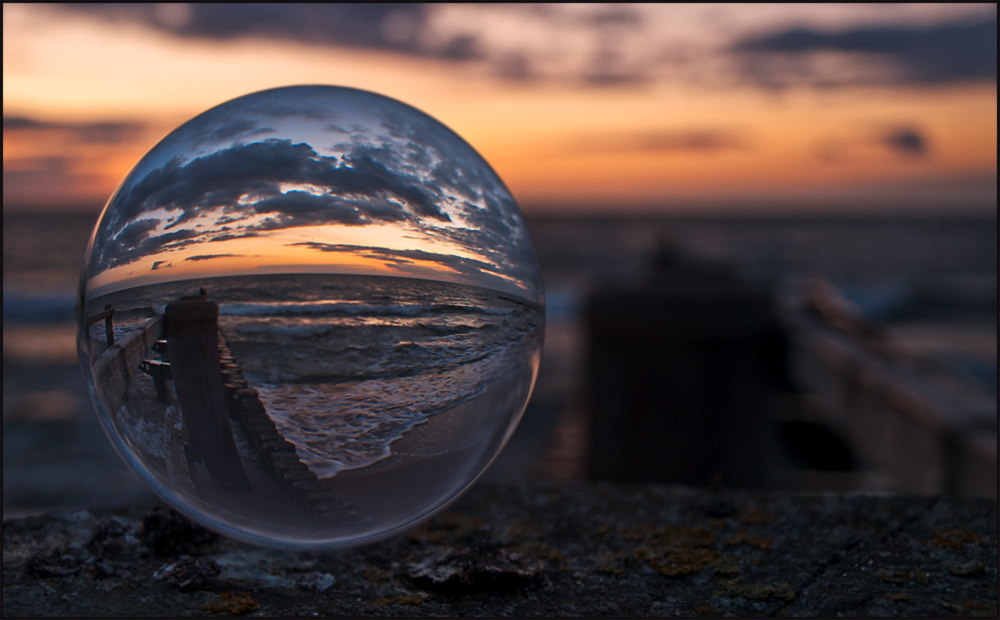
[98,221,203,270]
[581,66,649,87]
[185,254,241,262]
[495,52,533,82]
[214,216,250,226]
[91,138,451,273]
[814,125,931,163]
[55,4,444,57]
[438,34,482,61]
[251,191,364,223]
[500,5,651,88]
[205,120,275,143]
[46,5,996,93]
[50,4,655,89]
[572,129,748,154]
[2,155,108,207]
[150,260,170,271]
[634,130,746,152]
[288,241,507,281]
[2,155,75,173]
[880,127,928,157]
[732,15,998,86]
[114,219,160,251]
[105,138,444,229]
[583,6,643,28]
[574,6,650,87]
[2,117,42,130]
[208,232,261,243]
[3,115,144,143]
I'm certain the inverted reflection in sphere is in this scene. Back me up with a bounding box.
[77,86,544,548]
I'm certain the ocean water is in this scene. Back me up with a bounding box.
[79,273,542,543]
[84,274,541,475]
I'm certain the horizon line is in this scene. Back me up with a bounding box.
[6,201,997,218]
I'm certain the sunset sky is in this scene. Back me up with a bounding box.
[3,3,997,214]
[79,86,544,300]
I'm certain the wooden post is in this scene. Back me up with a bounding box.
[104,304,115,346]
[584,255,786,486]
[164,290,251,493]
[85,305,116,346]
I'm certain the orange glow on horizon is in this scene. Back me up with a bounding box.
[4,4,996,213]
[83,222,530,301]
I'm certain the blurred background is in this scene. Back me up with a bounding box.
[4,3,996,518]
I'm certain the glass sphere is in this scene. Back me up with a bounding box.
[77,85,543,548]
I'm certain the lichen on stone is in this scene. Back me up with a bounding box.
[201,591,258,614]
[362,566,392,585]
[402,543,543,594]
[723,527,772,549]
[948,560,986,577]
[932,529,984,549]
[406,512,485,545]
[713,578,795,601]
[733,508,775,525]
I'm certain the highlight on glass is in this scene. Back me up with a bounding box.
[77,85,544,548]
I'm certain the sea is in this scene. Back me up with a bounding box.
[3,209,997,517]
[77,272,543,541]
[82,273,542,480]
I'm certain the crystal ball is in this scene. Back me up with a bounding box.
[77,85,544,548]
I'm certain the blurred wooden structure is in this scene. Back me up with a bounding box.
[584,248,786,486]
[780,280,997,497]
[581,243,995,497]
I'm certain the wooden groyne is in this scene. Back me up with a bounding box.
[216,332,357,519]
[579,247,995,497]
[779,280,997,497]
[88,290,356,518]
[91,314,163,418]
[163,292,251,493]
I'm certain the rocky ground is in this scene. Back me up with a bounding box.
[2,483,996,617]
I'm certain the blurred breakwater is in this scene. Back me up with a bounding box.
[584,247,785,486]
[777,280,996,496]
[3,211,997,516]
[523,214,996,496]
[568,240,995,495]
